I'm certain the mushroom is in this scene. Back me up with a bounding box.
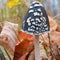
[22,1,50,60]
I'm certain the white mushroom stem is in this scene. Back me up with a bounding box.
[34,35,42,60]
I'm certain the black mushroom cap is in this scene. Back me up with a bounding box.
[22,1,50,35]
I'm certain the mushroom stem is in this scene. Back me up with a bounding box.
[34,35,42,60]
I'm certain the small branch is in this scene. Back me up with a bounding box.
[41,35,48,57]
[4,47,12,60]
[48,33,53,55]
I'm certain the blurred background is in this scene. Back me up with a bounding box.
[0,0,60,28]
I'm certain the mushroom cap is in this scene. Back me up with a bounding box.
[22,1,50,35]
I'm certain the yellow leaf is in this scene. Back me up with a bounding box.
[7,0,20,8]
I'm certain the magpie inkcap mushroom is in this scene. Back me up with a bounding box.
[22,1,50,35]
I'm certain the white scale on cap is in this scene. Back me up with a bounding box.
[31,25,35,28]
[37,9,41,12]
[31,19,34,21]
[29,10,34,13]
[27,17,31,23]
[34,12,40,16]
[32,1,43,6]
[36,18,41,22]
[28,23,31,26]
[32,22,35,25]
[34,4,41,7]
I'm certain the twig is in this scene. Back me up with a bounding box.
[48,33,52,55]
[53,14,60,20]
[4,47,12,60]
[41,35,48,57]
